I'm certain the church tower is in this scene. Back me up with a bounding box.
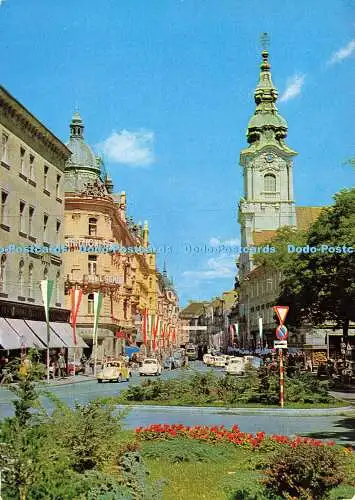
[238,47,297,278]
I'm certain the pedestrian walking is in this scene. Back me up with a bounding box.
[58,353,66,378]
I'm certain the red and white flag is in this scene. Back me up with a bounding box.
[70,288,83,345]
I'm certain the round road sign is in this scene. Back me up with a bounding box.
[276,324,288,340]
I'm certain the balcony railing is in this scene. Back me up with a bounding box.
[65,273,124,293]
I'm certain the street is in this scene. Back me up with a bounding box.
[0,362,353,446]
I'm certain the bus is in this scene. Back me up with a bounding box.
[185,344,198,361]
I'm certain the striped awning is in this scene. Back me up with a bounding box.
[5,319,46,349]
[25,320,66,348]
[0,318,23,349]
[51,322,88,348]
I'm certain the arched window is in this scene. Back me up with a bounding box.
[264,174,276,192]
[88,293,94,314]
[88,217,97,236]
[19,260,24,296]
[28,263,34,298]
[0,254,6,293]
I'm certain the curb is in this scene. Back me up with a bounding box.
[115,404,354,416]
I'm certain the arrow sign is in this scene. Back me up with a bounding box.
[276,324,288,340]
[273,305,289,324]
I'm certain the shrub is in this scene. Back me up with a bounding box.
[117,449,164,500]
[262,443,348,499]
[141,438,236,464]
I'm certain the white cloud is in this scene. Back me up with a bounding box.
[209,237,240,247]
[182,254,235,280]
[97,129,155,167]
[279,74,306,103]
[327,39,355,65]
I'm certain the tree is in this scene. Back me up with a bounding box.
[253,226,307,271]
[277,188,355,338]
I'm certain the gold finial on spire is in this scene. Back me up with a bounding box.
[260,32,270,51]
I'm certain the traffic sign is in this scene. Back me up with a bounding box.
[273,306,289,324]
[274,340,288,349]
[276,324,288,340]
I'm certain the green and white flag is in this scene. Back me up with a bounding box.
[93,291,103,338]
[40,280,54,324]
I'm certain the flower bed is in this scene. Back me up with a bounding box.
[136,423,352,453]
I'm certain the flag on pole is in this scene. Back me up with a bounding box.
[157,317,162,347]
[161,323,166,349]
[70,288,83,345]
[152,315,159,351]
[147,314,155,341]
[93,292,103,334]
[92,292,103,376]
[40,279,54,384]
[142,308,148,345]
[40,280,54,325]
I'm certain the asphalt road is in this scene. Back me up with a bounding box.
[0,362,354,446]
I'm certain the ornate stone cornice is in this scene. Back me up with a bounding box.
[0,86,71,169]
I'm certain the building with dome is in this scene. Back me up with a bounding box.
[63,112,157,359]
[62,112,179,360]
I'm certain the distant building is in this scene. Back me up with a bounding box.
[179,301,209,345]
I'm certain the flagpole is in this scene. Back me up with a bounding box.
[93,291,103,377]
[47,320,50,384]
[41,280,54,385]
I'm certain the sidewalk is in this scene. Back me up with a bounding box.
[37,374,96,387]
[329,387,355,404]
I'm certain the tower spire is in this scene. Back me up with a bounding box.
[240,35,296,155]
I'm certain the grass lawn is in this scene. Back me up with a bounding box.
[139,439,355,500]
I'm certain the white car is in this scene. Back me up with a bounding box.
[203,353,213,365]
[139,358,162,376]
[225,357,246,375]
[213,356,228,368]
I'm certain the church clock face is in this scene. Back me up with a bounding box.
[266,153,274,163]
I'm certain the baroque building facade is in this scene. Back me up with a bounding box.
[63,112,177,359]
[63,112,155,358]
[0,86,70,335]
[236,50,349,351]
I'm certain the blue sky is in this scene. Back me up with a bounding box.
[1,0,354,307]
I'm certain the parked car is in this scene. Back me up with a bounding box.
[97,360,130,383]
[214,356,228,368]
[172,352,184,368]
[139,358,162,376]
[185,344,198,361]
[164,356,174,370]
[225,357,246,375]
[203,353,213,365]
